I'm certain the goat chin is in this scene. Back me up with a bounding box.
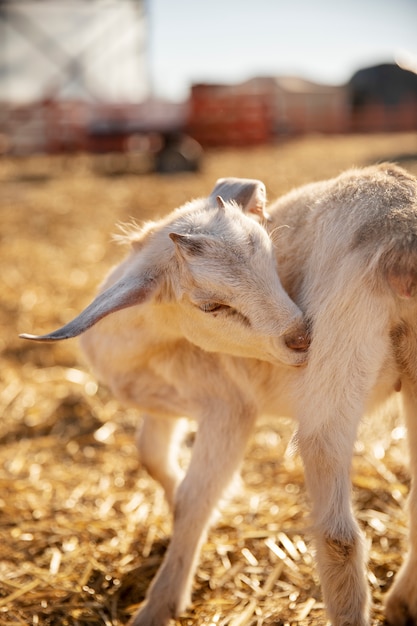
[21,165,417,626]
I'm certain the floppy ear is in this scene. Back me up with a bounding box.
[20,272,159,342]
[209,177,270,220]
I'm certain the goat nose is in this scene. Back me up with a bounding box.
[284,327,310,352]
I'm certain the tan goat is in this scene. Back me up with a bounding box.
[21,164,417,626]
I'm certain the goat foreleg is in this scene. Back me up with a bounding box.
[128,398,257,626]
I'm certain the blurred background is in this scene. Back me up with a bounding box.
[0,0,416,168]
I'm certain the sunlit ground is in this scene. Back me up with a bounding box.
[1,133,417,625]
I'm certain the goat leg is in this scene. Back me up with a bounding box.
[385,378,417,625]
[128,398,257,626]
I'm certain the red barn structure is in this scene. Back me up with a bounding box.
[186,76,349,147]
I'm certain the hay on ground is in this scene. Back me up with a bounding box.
[1,133,417,625]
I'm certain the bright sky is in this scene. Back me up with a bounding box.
[149,0,417,101]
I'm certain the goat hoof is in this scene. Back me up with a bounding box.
[385,593,417,626]
[126,600,175,626]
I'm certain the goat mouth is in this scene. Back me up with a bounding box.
[287,356,308,368]
[267,349,308,368]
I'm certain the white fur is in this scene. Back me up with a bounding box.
[22,167,417,625]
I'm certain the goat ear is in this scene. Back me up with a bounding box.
[209,177,270,220]
[216,195,227,210]
[19,273,158,342]
[169,232,212,257]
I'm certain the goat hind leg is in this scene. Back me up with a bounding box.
[298,427,370,626]
[136,414,188,509]
[385,379,417,625]
[296,285,392,626]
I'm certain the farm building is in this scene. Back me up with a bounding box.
[186,76,349,147]
[0,0,196,168]
[0,0,169,155]
[187,63,417,147]
[348,63,417,133]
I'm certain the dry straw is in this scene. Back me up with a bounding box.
[1,133,417,625]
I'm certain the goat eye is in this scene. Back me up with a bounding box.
[199,302,227,313]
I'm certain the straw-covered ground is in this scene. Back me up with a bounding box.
[2,133,417,626]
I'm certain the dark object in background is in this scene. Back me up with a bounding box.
[349,63,417,132]
[155,132,202,174]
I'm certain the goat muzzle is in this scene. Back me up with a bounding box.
[284,328,311,352]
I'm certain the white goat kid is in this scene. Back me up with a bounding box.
[22,164,417,626]
[21,179,308,625]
